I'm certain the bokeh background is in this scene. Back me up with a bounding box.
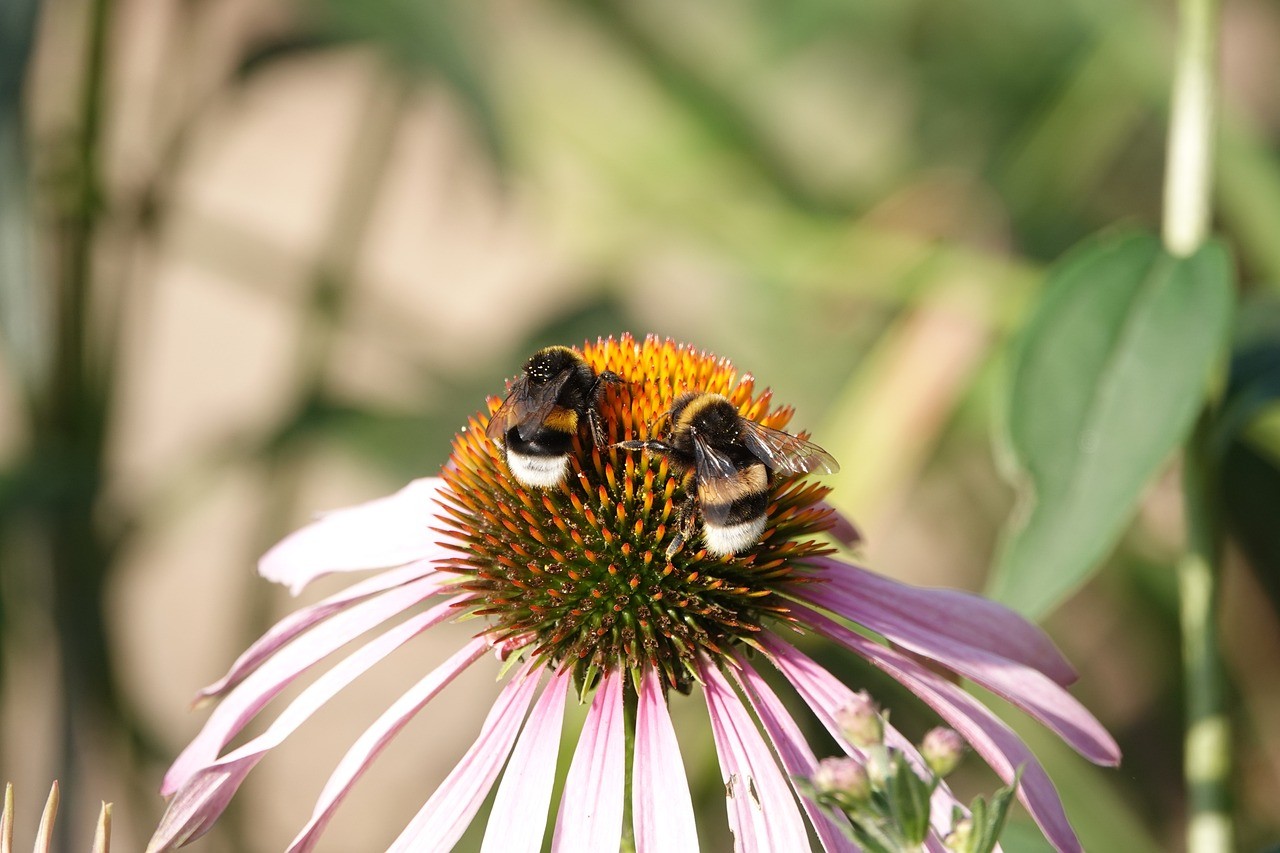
[3,0,1280,850]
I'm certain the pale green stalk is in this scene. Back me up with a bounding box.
[1162,0,1233,850]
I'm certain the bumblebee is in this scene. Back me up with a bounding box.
[617,392,838,557]
[486,346,621,488]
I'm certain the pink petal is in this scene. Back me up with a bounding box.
[386,662,543,853]
[633,667,699,853]
[551,669,626,853]
[791,609,1085,853]
[147,763,254,852]
[817,501,862,548]
[700,656,810,853]
[149,596,464,851]
[163,574,447,796]
[802,584,1119,766]
[805,556,1077,685]
[287,636,492,852]
[481,669,571,853]
[729,657,857,853]
[195,560,437,703]
[260,478,460,594]
[760,635,963,839]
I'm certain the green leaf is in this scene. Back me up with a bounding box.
[974,768,1022,853]
[990,230,1234,616]
[887,755,933,845]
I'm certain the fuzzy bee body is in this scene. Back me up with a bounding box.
[487,346,620,489]
[618,392,838,557]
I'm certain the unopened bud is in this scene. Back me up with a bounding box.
[834,691,883,747]
[811,756,871,805]
[921,727,966,777]
[944,816,974,852]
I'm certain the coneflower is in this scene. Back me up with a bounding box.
[150,334,1118,852]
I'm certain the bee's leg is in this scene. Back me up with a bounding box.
[586,405,608,449]
[664,485,699,559]
[587,371,624,448]
[615,439,677,454]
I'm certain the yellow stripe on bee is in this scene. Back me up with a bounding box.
[543,407,579,432]
[699,463,767,504]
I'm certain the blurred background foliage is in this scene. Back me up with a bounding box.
[1,0,1279,850]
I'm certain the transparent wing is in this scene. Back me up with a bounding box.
[514,369,573,442]
[692,434,743,525]
[485,370,575,445]
[484,381,525,445]
[738,419,840,475]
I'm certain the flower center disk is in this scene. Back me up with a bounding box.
[435,334,837,691]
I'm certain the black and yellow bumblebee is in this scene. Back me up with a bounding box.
[617,392,839,557]
[486,346,622,488]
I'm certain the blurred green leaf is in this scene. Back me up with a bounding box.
[310,0,504,166]
[1213,295,1280,457]
[990,231,1234,617]
[1220,124,1280,288]
[234,31,348,81]
[998,819,1057,853]
[1222,437,1280,619]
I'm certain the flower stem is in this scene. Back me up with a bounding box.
[1178,417,1232,853]
[1162,0,1233,850]
[1162,0,1220,256]
[621,676,638,853]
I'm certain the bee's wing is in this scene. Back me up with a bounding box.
[738,419,840,475]
[515,369,575,442]
[487,369,576,446]
[692,433,744,525]
[485,379,526,445]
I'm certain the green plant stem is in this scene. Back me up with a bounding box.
[1162,0,1219,256]
[621,676,638,853]
[1162,0,1233,850]
[1178,417,1232,853]
[45,0,115,849]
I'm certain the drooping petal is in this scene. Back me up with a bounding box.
[195,560,438,703]
[793,609,1085,853]
[816,501,862,548]
[700,657,810,853]
[148,765,252,853]
[633,667,699,853]
[729,657,856,853]
[804,582,1119,766]
[285,636,490,852]
[386,662,542,853]
[481,668,571,853]
[760,634,963,840]
[150,595,466,852]
[804,556,1077,685]
[260,478,459,594]
[162,574,447,796]
[551,668,625,853]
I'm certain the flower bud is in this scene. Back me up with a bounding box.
[944,816,974,852]
[834,691,883,748]
[921,727,966,777]
[811,756,871,804]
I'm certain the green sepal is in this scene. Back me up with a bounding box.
[888,753,935,845]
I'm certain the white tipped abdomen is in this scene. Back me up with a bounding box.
[702,516,768,556]
[506,451,569,488]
